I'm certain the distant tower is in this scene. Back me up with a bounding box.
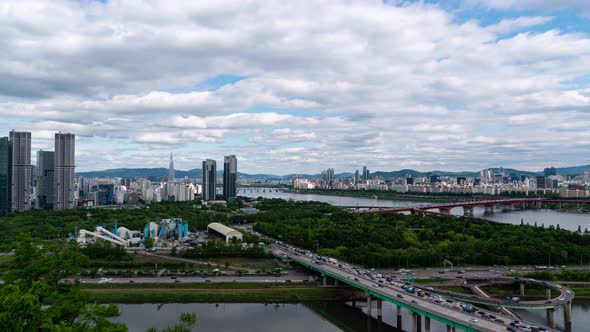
[202,159,217,201]
[54,132,75,210]
[169,152,175,181]
[9,130,32,213]
[223,155,237,199]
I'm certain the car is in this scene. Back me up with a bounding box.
[469,318,478,323]
[396,294,404,299]
[174,280,181,283]
[411,300,417,304]
[205,280,211,283]
[354,277,359,281]
[545,300,552,304]
[129,280,135,283]
[495,319,505,324]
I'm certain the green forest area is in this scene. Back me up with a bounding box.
[251,199,590,268]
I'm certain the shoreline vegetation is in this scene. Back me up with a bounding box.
[83,282,358,303]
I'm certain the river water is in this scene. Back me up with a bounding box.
[237,189,589,231]
[115,301,590,332]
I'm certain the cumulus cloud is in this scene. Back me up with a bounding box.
[0,0,589,173]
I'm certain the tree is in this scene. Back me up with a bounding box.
[0,236,126,331]
[144,238,155,249]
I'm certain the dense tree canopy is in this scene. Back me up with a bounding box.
[251,199,590,268]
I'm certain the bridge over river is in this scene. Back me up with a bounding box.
[337,198,590,216]
[271,243,575,332]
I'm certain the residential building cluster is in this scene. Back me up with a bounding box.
[0,130,240,212]
[1,130,76,215]
[292,166,590,198]
[77,154,238,207]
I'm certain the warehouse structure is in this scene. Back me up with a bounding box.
[207,222,243,243]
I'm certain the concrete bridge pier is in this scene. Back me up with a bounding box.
[446,325,456,332]
[462,206,474,216]
[367,294,372,317]
[439,207,452,215]
[484,205,495,213]
[546,308,556,329]
[376,299,382,320]
[396,305,402,329]
[424,317,430,332]
[520,282,525,296]
[564,301,573,328]
[334,279,339,286]
[411,313,422,332]
[322,275,327,286]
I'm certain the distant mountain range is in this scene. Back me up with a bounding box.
[76,164,590,180]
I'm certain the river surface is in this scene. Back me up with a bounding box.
[238,189,589,231]
[115,301,590,332]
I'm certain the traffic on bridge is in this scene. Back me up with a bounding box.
[271,242,560,332]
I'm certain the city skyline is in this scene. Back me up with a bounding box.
[1,1,590,174]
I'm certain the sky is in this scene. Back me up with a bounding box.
[1,0,590,174]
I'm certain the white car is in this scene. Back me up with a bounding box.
[469,318,478,323]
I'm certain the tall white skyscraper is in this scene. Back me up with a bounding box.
[54,132,75,210]
[9,130,32,213]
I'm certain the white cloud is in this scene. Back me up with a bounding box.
[0,0,589,173]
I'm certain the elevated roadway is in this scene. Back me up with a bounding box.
[272,244,556,332]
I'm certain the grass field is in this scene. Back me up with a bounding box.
[83,282,357,303]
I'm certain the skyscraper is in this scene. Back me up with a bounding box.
[362,166,370,181]
[169,152,175,181]
[37,150,55,210]
[54,132,75,210]
[223,155,237,199]
[9,131,32,213]
[354,170,359,184]
[202,159,217,201]
[0,137,11,215]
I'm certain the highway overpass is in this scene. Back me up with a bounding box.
[272,244,565,332]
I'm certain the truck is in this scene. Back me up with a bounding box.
[328,258,338,264]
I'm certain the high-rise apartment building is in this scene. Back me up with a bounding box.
[362,166,370,181]
[354,170,359,184]
[9,131,32,213]
[54,132,75,210]
[0,137,11,215]
[223,155,237,199]
[536,176,546,189]
[202,159,217,201]
[37,150,55,209]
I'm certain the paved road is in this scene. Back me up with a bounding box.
[272,244,555,332]
[80,271,311,284]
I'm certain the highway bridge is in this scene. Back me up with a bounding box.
[337,198,590,215]
[271,244,565,332]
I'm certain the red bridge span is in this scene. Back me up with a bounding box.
[337,199,590,216]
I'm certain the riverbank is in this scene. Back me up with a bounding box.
[83,282,359,303]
